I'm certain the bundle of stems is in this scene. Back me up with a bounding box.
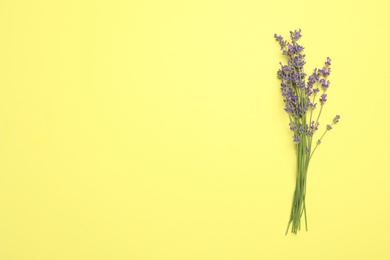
[274,29,340,235]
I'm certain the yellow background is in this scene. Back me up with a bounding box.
[1,0,390,259]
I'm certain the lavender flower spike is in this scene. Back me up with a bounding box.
[333,115,341,123]
[319,94,327,104]
[327,124,333,130]
[293,135,301,144]
[290,29,302,41]
[325,57,331,66]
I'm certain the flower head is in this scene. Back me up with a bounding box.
[289,122,297,131]
[318,67,331,77]
[284,104,294,114]
[325,57,331,66]
[333,115,340,123]
[290,29,302,41]
[305,146,311,153]
[274,34,283,41]
[321,80,330,90]
[327,124,333,130]
[305,85,313,96]
[274,34,287,48]
[312,68,320,82]
[293,135,301,144]
[310,121,319,131]
[319,94,327,104]
[307,98,317,110]
[299,124,304,134]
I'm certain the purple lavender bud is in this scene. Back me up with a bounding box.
[325,57,331,66]
[305,124,312,136]
[310,121,319,131]
[282,43,296,55]
[299,124,304,134]
[305,146,311,153]
[294,44,305,53]
[318,67,326,77]
[333,115,340,123]
[293,135,301,144]
[307,81,314,89]
[317,139,321,144]
[279,62,293,74]
[327,124,332,130]
[284,105,294,114]
[280,80,287,89]
[315,122,319,131]
[277,69,283,79]
[289,122,297,131]
[313,88,320,94]
[322,80,330,90]
[319,94,327,104]
[305,87,313,96]
[289,29,302,41]
[274,34,287,48]
[307,98,317,110]
[292,73,299,83]
[313,68,319,80]
[318,67,331,77]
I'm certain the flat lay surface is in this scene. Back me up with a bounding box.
[1,0,390,259]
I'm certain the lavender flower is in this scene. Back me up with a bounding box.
[299,124,304,134]
[325,57,331,66]
[293,135,301,144]
[274,34,283,41]
[318,67,331,77]
[319,94,327,104]
[274,34,287,48]
[307,98,317,109]
[289,122,297,131]
[290,29,302,41]
[310,121,319,131]
[320,79,330,90]
[333,115,340,123]
[274,29,340,235]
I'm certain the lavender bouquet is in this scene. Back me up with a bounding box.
[274,29,340,234]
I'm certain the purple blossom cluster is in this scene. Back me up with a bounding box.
[275,30,331,121]
[274,29,339,145]
[289,120,319,143]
